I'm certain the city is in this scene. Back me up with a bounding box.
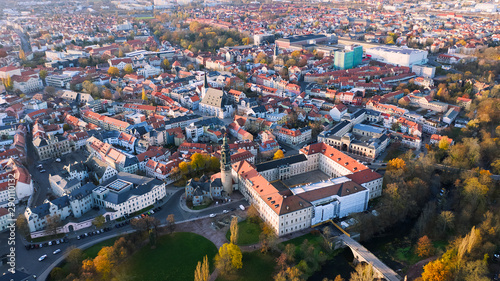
[0,0,499,280]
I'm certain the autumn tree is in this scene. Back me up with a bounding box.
[421,259,452,281]
[438,211,455,234]
[162,58,171,71]
[247,204,260,223]
[195,255,210,281]
[230,216,239,245]
[92,215,106,229]
[39,69,48,81]
[142,88,148,101]
[214,243,243,276]
[16,214,29,237]
[334,275,345,281]
[166,214,176,234]
[349,263,375,281]
[438,136,451,150]
[2,75,13,91]
[19,49,26,60]
[66,247,84,271]
[416,235,435,258]
[124,64,133,74]
[387,158,406,170]
[131,216,160,236]
[94,247,113,279]
[274,149,285,160]
[107,66,120,77]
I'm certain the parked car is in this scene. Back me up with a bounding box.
[53,249,61,255]
[55,158,61,162]
[40,169,46,173]
[239,205,245,211]
[38,255,47,262]
[209,213,216,218]
[222,210,229,214]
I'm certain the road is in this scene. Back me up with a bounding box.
[14,29,31,54]
[0,187,248,280]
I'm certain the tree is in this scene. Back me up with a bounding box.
[162,59,171,71]
[19,49,26,61]
[274,149,285,160]
[16,214,29,237]
[349,263,375,281]
[166,214,176,234]
[438,211,455,234]
[124,64,133,74]
[230,216,239,244]
[421,259,452,281]
[334,275,345,281]
[130,216,160,235]
[66,247,83,271]
[2,75,13,91]
[195,255,210,281]
[93,215,106,228]
[142,88,148,101]
[94,248,112,279]
[439,136,451,150]
[118,49,124,58]
[107,66,120,77]
[387,158,406,170]
[214,243,243,276]
[39,69,48,81]
[247,204,260,223]
[45,214,62,236]
[416,235,435,258]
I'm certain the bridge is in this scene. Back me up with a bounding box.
[337,234,401,281]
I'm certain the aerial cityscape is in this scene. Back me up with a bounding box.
[0,0,499,280]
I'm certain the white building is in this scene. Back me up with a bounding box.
[231,142,383,236]
[366,46,428,67]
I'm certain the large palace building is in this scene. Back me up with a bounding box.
[231,142,382,236]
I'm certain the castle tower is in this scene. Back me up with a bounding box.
[220,134,232,195]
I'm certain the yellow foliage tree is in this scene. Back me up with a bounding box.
[387,158,406,170]
[439,136,451,150]
[142,88,148,101]
[124,64,133,74]
[421,259,452,281]
[214,243,242,276]
[274,149,285,160]
[107,66,120,77]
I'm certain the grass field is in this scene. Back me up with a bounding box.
[225,220,261,246]
[216,251,276,281]
[121,232,217,281]
[135,16,155,20]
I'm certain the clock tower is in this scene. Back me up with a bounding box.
[220,134,232,195]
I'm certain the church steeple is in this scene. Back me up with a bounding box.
[202,71,209,98]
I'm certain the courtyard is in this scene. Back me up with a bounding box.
[271,170,332,191]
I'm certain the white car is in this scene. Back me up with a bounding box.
[38,254,48,261]
[209,213,216,218]
[222,210,229,214]
[53,249,61,255]
[239,205,245,211]
[56,158,61,162]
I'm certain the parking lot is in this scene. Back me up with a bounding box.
[30,148,90,207]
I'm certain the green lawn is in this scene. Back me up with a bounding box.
[121,232,217,281]
[216,251,276,281]
[225,220,261,246]
[83,237,118,259]
[282,232,323,248]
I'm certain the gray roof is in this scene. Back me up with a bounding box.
[353,124,385,135]
[101,173,163,205]
[256,154,308,172]
[200,88,230,108]
[69,183,96,200]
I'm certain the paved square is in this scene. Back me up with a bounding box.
[270,170,332,191]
